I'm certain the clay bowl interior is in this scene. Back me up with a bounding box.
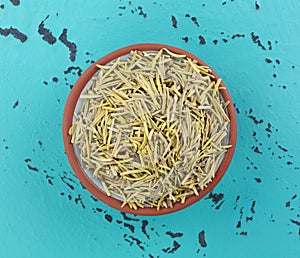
[62,43,237,216]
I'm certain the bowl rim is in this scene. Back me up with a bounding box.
[62,43,237,216]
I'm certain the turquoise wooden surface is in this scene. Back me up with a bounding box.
[1,1,299,257]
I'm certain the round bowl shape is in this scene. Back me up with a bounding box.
[62,43,237,216]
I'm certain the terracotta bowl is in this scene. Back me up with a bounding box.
[62,43,237,216]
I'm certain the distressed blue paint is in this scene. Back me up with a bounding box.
[0,0,299,257]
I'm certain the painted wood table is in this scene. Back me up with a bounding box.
[0,1,299,257]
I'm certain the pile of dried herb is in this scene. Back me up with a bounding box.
[69,48,231,210]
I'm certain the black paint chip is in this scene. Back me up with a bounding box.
[250,32,266,50]
[265,123,272,133]
[166,231,183,238]
[64,66,82,77]
[124,234,145,251]
[191,17,199,27]
[96,207,103,213]
[38,15,57,45]
[0,26,28,42]
[277,145,288,152]
[246,216,253,222]
[290,219,300,226]
[205,192,224,205]
[162,240,181,254]
[137,6,147,18]
[232,34,245,39]
[13,100,19,109]
[90,195,98,202]
[60,176,75,190]
[267,40,272,50]
[250,201,256,214]
[74,194,86,209]
[171,15,177,28]
[215,200,225,209]
[198,35,206,45]
[236,207,244,228]
[182,36,188,43]
[141,220,150,239]
[52,77,58,82]
[124,223,135,233]
[254,178,262,183]
[198,231,207,247]
[27,164,38,172]
[253,146,262,154]
[105,214,113,223]
[265,58,272,63]
[0,4,4,9]
[255,1,260,10]
[59,28,77,62]
[121,212,139,221]
[9,0,20,6]
[248,114,263,125]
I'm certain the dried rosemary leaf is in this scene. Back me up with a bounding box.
[70,48,231,210]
